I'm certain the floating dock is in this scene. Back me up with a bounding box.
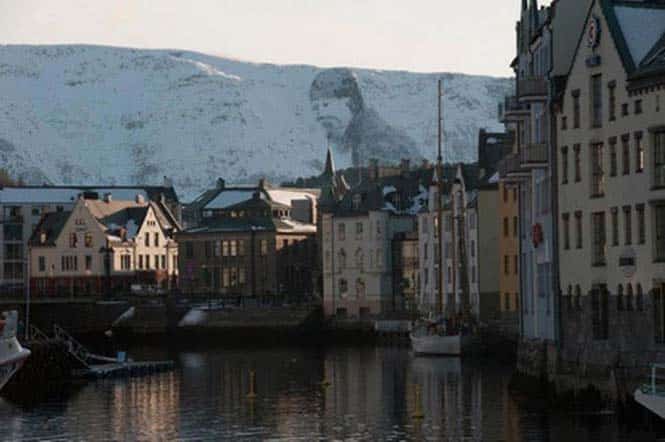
[73,360,175,379]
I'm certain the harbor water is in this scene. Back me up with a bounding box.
[0,342,660,441]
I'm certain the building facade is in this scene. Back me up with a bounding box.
[29,195,179,296]
[178,181,318,300]
[0,184,180,296]
[556,0,665,368]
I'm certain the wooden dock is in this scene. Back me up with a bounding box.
[73,360,175,379]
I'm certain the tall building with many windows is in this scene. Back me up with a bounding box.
[556,0,665,368]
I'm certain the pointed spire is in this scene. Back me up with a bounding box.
[323,146,335,178]
[522,0,527,11]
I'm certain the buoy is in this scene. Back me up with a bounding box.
[246,370,257,399]
[412,384,424,420]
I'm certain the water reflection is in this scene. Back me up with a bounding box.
[0,344,650,441]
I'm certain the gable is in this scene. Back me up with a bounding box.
[53,200,106,248]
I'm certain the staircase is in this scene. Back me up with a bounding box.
[53,324,92,368]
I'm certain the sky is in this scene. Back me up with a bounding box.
[0,0,524,77]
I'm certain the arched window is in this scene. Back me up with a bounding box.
[575,285,582,310]
[626,283,634,311]
[338,249,346,270]
[356,278,365,298]
[617,284,624,311]
[636,284,644,311]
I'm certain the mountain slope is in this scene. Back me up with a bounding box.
[0,45,512,200]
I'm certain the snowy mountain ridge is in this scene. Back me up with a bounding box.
[0,45,512,200]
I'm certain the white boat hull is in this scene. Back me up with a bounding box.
[0,311,31,392]
[410,333,466,356]
[635,388,665,419]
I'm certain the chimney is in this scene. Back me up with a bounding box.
[104,193,112,203]
[135,194,145,204]
[216,178,226,190]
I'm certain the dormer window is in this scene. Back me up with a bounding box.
[40,232,46,244]
[352,194,362,209]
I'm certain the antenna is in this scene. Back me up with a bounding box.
[437,79,443,165]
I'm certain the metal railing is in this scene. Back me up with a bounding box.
[498,153,524,177]
[641,364,665,396]
[518,77,547,98]
[521,143,548,164]
[498,96,528,121]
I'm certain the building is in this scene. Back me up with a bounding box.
[556,0,665,369]
[177,180,318,300]
[391,231,419,313]
[28,194,179,296]
[477,131,513,323]
[498,0,589,346]
[321,159,430,318]
[0,183,180,296]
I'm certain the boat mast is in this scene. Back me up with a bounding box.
[436,79,444,317]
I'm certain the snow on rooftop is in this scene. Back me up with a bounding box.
[486,137,498,144]
[277,218,317,233]
[614,5,665,65]
[489,172,500,184]
[204,189,258,210]
[267,189,316,207]
[382,185,397,196]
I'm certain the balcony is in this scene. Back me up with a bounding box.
[520,143,548,166]
[518,77,548,100]
[498,96,528,123]
[498,153,527,179]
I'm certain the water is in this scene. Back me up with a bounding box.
[0,343,659,441]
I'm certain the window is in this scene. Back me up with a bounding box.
[173,255,178,270]
[69,233,78,248]
[352,194,361,209]
[338,223,345,241]
[608,81,616,121]
[655,203,665,261]
[260,240,268,256]
[504,255,509,275]
[635,99,643,115]
[562,213,570,250]
[61,255,78,272]
[637,204,646,244]
[514,255,518,275]
[204,241,212,258]
[591,74,602,128]
[622,103,629,116]
[591,285,609,340]
[470,240,475,258]
[230,240,237,256]
[513,188,517,202]
[161,255,166,269]
[609,137,617,177]
[355,248,364,270]
[144,234,150,247]
[338,249,346,269]
[38,256,46,272]
[572,90,581,129]
[471,266,476,283]
[617,284,624,311]
[574,144,581,182]
[656,286,665,343]
[611,208,619,246]
[121,255,131,270]
[355,222,363,239]
[85,255,92,271]
[504,293,511,311]
[238,240,245,256]
[626,283,634,311]
[636,132,644,173]
[222,240,229,256]
[185,242,193,258]
[339,279,348,293]
[513,216,518,237]
[561,116,568,130]
[592,212,606,266]
[503,217,509,237]
[575,211,583,249]
[561,146,569,184]
[154,232,159,247]
[146,255,151,269]
[655,131,665,188]
[84,233,93,248]
[622,135,630,175]
[623,206,632,245]
[503,186,509,202]
[591,142,605,197]
[138,255,144,269]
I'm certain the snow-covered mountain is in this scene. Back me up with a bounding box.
[0,45,512,200]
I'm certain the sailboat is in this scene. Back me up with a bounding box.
[410,80,476,356]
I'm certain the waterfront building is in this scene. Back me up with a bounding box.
[498,0,590,351]
[321,159,430,317]
[0,183,180,296]
[28,194,179,296]
[177,179,318,300]
[555,0,665,369]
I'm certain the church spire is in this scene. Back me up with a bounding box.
[323,146,335,178]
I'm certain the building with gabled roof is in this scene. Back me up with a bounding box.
[28,194,179,297]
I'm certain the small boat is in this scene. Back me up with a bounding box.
[0,311,31,391]
[635,363,665,419]
[410,319,474,356]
